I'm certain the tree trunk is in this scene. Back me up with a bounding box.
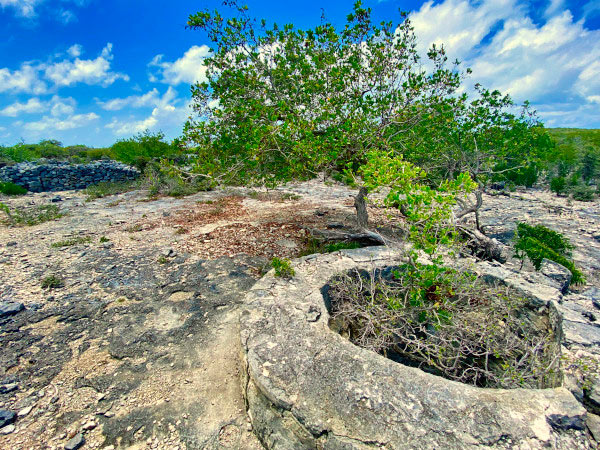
[354,186,369,229]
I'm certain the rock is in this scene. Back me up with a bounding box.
[0,383,18,394]
[241,246,590,449]
[583,288,600,309]
[6,241,17,247]
[0,424,15,435]
[18,405,33,417]
[587,414,600,442]
[161,248,175,258]
[50,195,62,203]
[540,258,572,293]
[0,410,16,428]
[64,433,85,450]
[585,378,600,415]
[0,301,25,318]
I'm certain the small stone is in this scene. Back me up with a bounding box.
[50,196,62,203]
[103,411,115,418]
[64,432,85,450]
[0,424,15,434]
[82,421,96,430]
[0,410,16,428]
[6,241,17,247]
[0,383,18,394]
[18,405,33,417]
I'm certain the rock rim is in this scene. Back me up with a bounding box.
[240,246,590,449]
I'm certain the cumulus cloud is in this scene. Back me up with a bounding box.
[98,88,163,111]
[105,88,189,136]
[0,0,88,21]
[0,95,76,117]
[0,64,48,95]
[410,0,600,126]
[45,43,129,87]
[148,45,211,85]
[23,112,99,132]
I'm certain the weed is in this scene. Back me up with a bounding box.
[126,223,143,232]
[271,257,295,278]
[85,180,136,201]
[299,238,362,256]
[51,236,92,248]
[280,192,301,201]
[99,236,110,243]
[41,275,64,289]
[0,203,64,226]
[157,256,169,264]
[571,185,596,202]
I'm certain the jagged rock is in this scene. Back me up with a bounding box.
[241,247,590,449]
[540,258,572,293]
[587,414,600,442]
[0,410,16,428]
[0,301,25,318]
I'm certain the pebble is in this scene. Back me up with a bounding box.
[0,383,18,394]
[0,409,16,428]
[18,405,33,417]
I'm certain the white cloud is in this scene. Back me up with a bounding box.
[67,44,82,58]
[23,112,99,132]
[98,88,163,111]
[0,98,45,116]
[0,63,48,94]
[410,0,600,125]
[149,45,211,85]
[0,95,76,117]
[105,88,188,136]
[583,0,600,19]
[45,43,129,87]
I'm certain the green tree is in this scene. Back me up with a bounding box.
[550,176,566,196]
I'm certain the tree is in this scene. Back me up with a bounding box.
[550,176,566,196]
[182,1,543,260]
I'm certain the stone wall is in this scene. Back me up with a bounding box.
[0,160,139,192]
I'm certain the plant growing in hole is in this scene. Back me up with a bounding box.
[513,222,585,284]
[328,265,562,389]
[271,257,295,278]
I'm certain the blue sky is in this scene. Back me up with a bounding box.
[1,0,599,147]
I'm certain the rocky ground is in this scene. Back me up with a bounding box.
[0,181,599,449]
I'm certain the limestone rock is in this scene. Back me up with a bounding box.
[64,433,85,450]
[0,410,16,428]
[540,258,572,293]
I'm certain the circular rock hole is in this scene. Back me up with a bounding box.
[324,264,563,389]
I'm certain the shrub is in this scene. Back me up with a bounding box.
[0,181,27,196]
[571,185,596,202]
[41,275,64,289]
[549,176,566,196]
[328,264,561,389]
[271,257,295,278]
[111,131,177,169]
[513,223,584,284]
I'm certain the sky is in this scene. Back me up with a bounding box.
[0,0,599,147]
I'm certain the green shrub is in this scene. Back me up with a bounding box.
[549,177,566,196]
[514,223,584,284]
[111,131,177,169]
[41,275,64,289]
[571,185,596,202]
[0,203,64,226]
[271,257,295,278]
[0,181,27,196]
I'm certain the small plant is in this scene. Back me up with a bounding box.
[323,241,361,253]
[514,223,585,284]
[571,185,596,202]
[280,192,301,201]
[126,223,143,232]
[271,257,295,278]
[157,256,169,264]
[51,236,92,248]
[0,181,27,196]
[550,176,566,196]
[99,236,110,243]
[41,275,64,289]
[300,238,362,256]
[0,203,64,226]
